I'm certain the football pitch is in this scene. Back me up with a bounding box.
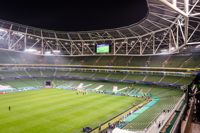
[0,89,144,133]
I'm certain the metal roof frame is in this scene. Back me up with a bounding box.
[0,0,199,56]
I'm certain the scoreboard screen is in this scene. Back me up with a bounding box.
[96,44,111,54]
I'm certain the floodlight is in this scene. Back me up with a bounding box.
[45,51,52,55]
[28,36,34,39]
[12,31,24,37]
[0,28,7,32]
[160,49,169,54]
[24,48,37,52]
[161,49,168,52]
[170,47,175,51]
[52,50,60,53]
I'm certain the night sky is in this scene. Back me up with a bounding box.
[0,0,148,31]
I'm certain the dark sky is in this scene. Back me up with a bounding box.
[0,0,148,31]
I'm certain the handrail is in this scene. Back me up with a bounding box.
[170,104,187,133]
[0,64,198,75]
[0,64,199,71]
[159,94,186,132]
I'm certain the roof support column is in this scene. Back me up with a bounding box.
[158,0,188,17]
[184,0,189,46]
[172,0,177,6]
[41,30,44,55]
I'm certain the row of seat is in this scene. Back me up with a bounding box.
[0,49,200,68]
[0,70,194,86]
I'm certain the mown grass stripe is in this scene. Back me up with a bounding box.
[0,89,142,133]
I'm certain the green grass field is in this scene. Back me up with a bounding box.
[0,89,144,133]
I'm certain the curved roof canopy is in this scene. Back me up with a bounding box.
[0,0,199,56]
[0,0,178,40]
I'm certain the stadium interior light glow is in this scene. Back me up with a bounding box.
[45,51,52,55]
[52,50,60,53]
[160,49,169,55]
[170,47,175,51]
[12,31,24,37]
[161,49,168,52]
[24,48,37,52]
[0,28,7,32]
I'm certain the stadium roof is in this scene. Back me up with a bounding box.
[0,0,199,56]
[0,0,178,39]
